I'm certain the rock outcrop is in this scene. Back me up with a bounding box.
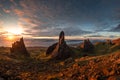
[10,37,29,57]
[46,31,72,60]
[83,39,94,52]
[112,38,120,44]
[106,39,113,45]
[46,43,57,55]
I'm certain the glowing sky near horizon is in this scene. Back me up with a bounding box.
[0,0,120,40]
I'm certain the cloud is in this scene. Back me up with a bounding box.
[111,24,120,32]
[0,31,8,35]
[10,0,17,6]
[3,8,11,13]
[17,1,118,28]
[85,35,104,37]
[13,9,24,17]
[0,0,120,38]
[0,21,4,33]
[13,0,95,37]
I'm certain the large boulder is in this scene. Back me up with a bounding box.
[83,39,94,52]
[10,37,29,57]
[46,31,73,60]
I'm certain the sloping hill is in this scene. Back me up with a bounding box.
[0,50,120,80]
[0,38,120,80]
[59,51,120,80]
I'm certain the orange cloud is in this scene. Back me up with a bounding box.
[14,9,24,17]
[3,8,11,13]
[19,18,38,27]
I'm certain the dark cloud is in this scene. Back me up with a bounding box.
[0,0,120,38]
[111,24,120,32]
[86,35,104,37]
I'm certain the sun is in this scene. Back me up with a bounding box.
[8,35,15,40]
[5,27,23,40]
[4,27,23,40]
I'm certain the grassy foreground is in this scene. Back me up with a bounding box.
[0,42,120,80]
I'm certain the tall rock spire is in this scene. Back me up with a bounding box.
[10,37,29,57]
[46,31,73,60]
[59,31,65,45]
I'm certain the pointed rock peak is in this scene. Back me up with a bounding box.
[10,37,29,57]
[83,39,94,52]
[46,31,73,60]
[59,31,65,45]
[20,37,23,42]
[20,37,25,45]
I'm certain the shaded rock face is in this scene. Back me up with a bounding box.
[46,43,57,55]
[46,31,72,60]
[10,37,29,57]
[59,31,64,45]
[83,39,94,52]
[106,39,113,45]
[51,41,71,60]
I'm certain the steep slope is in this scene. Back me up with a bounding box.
[58,51,120,80]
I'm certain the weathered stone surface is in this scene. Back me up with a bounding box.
[83,39,94,52]
[10,37,29,57]
[59,31,64,45]
[51,41,72,60]
[46,31,72,60]
[46,43,57,55]
[106,39,113,45]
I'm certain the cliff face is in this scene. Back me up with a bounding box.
[10,37,29,57]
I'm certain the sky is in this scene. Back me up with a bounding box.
[0,0,120,40]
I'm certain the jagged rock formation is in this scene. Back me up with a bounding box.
[46,31,72,60]
[106,39,113,45]
[83,39,94,52]
[10,37,29,57]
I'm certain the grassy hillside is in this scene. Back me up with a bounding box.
[0,40,120,80]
